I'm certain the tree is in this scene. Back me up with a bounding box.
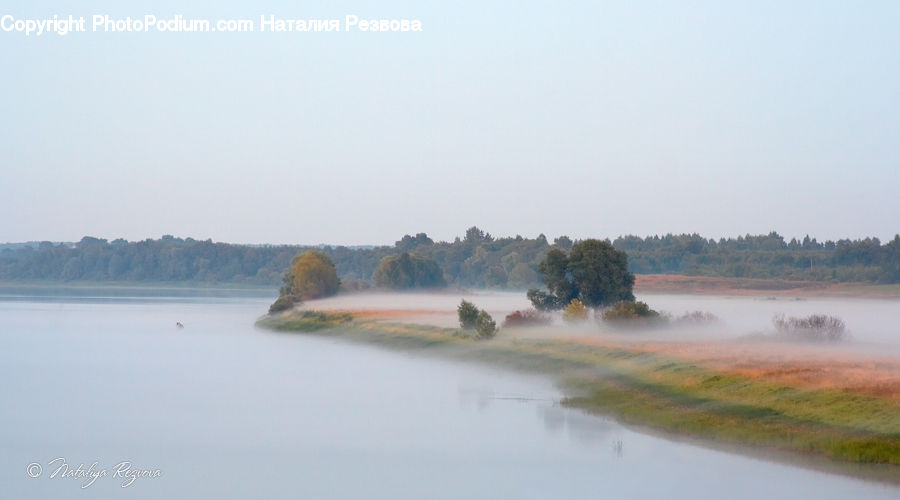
[567,239,635,307]
[269,250,339,313]
[475,310,497,339]
[528,239,634,310]
[464,226,485,244]
[484,264,508,288]
[1,229,897,287]
[60,257,83,281]
[286,250,341,300]
[458,299,479,329]
[538,248,577,304]
[526,288,565,311]
[553,235,573,250]
[373,253,446,289]
[507,262,538,289]
[395,233,434,252]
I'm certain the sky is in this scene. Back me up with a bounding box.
[1,1,897,246]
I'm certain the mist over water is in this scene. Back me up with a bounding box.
[1,292,898,498]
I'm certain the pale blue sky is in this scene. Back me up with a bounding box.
[1,1,897,245]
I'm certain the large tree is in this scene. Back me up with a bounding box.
[538,248,577,304]
[528,239,634,310]
[568,239,635,307]
[284,250,341,300]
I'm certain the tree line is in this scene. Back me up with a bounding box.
[1,228,898,286]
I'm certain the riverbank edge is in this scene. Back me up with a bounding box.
[256,309,900,484]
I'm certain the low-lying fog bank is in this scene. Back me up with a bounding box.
[305,291,900,349]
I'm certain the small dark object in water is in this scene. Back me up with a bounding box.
[176,322,184,329]
[613,439,623,457]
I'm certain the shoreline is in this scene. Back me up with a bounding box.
[0,280,277,291]
[2,274,899,299]
[257,308,900,485]
[0,281,277,298]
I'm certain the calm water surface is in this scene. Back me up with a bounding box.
[0,292,897,499]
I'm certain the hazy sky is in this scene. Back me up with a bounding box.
[1,1,897,245]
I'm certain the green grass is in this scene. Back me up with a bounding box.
[258,309,900,470]
[258,310,354,332]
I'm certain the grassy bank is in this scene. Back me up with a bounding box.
[257,310,900,475]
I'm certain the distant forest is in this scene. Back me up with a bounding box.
[1,228,898,286]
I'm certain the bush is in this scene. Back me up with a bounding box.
[772,314,847,342]
[673,311,720,325]
[458,299,480,329]
[476,310,498,339]
[562,299,589,323]
[268,295,297,314]
[503,309,552,328]
[600,301,665,328]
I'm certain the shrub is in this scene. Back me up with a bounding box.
[562,299,589,323]
[772,314,847,342]
[268,295,297,314]
[673,310,720,325]
[458,299,480,329]
[476,310,498,339]
[600,300,666,328]
[503,309,552,328]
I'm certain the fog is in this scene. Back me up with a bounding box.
[309,291,900,350]
[639,293,900,347]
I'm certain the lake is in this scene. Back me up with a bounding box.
[1,290,897,498]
